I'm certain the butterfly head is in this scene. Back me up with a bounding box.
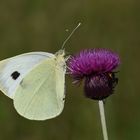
[55,49,65,57]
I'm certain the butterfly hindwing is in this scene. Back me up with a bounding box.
[0,52,54,98]
[13,57,65,120]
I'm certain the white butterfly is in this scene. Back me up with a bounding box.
[0,50,66,120]
[0,23,81,120]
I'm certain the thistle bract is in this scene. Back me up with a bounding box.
[68,48,120,100]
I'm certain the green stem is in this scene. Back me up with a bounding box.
[98,100,109,140]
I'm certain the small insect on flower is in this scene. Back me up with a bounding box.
[68,48,120,100]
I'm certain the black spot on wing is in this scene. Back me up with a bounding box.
[11,71,20,80]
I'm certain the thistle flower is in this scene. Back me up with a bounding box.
[68,48,120,100]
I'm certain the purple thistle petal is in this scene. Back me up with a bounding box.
[68,48,120,78]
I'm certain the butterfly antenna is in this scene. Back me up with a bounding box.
[61,22,81,49]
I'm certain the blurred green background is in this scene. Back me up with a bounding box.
[0,0,139,140]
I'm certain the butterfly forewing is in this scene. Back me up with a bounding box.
[0,52,54,98]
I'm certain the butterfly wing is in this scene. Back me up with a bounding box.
[13,57,66,120]
[0,52,54,98]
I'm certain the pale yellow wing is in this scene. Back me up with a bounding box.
[13,58,65,120]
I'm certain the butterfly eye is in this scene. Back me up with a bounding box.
[11,71,20,80]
